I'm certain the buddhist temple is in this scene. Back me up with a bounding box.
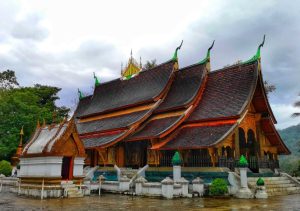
[74,37,290,174]
[19,118,86,183]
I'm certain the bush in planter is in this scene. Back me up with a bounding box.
[0,160,12,176]
[256,177,265,186]
[238,155,248,168]
[209,178,228,196]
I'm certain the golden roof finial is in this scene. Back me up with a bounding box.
[121,50,141,79]
[20,126,24,136]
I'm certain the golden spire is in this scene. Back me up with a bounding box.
[121,50,141,79]
[18,126,24,151]
[42,118,46,127]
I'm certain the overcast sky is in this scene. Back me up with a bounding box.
[0,0,299,129]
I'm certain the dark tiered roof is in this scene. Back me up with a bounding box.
[187,62,258,122]
[74,95,92,118]
[80,61,174,117]
[160,123,236,150]
[128,115,183,141]
[82,131,126,148]
[77,109,150,134]
[156,63,206,113]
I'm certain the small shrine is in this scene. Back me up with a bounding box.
[19,118,86,183]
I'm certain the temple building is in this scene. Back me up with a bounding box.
[75,37,290,173]
[19,119,86,183]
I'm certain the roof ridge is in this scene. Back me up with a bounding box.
[209,60,258,75]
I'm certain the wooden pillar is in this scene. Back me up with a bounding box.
[256,122,265,158]
[208,148,215,167]
[234,128,240,159]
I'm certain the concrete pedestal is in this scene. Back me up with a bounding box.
[161,177,174,199]
[135,176,147,195]
[176,177,189,196]
[255,186,268,199]
[236,168,253,198]
[173,166,181,182]
[192,177,204,196]
[119,175,130,192]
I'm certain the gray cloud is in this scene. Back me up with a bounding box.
[0,0,299,128]
[11,14,49,41]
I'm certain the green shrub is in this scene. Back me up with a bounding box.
[256,177,265,186]
[238,155,248,167]
[171,151,182,166]
[0,160,12,176]
[209,178,228,196]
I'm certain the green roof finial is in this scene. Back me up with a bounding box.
[172,40,183,61]
[93,72,100,86]
[198,40,215,64]
[238,155,248,167]
[172,151,182,166]
[78,88,84,100]
[243,35,266,64]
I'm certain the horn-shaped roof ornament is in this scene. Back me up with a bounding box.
[243,35,265,64]
[198,40,215,64]
[171,40,183,61]
[78,88,84,100]
[93,72,100,86]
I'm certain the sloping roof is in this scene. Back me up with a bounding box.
[155,63,206,113]
[25,124,68,154]
[261,117,290,154]
[187,62,258,122]
[22,119,85,157]
[82,131,126,148]
[80,61,175,117]
[74,95,92,119]
[127,115,184,141]
[158,123,237,150]
[77,109,150,134]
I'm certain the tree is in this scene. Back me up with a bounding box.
[0,70,70,161]
[0,70,19,90]
[144,59,157,70]
[292,93,300,118]
[264,80,276,95]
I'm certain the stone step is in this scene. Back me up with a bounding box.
[266,186,300,194]
[68,193,84,198]
[248,177,290,182]
[249,180,292,186]
[265,184,297,188]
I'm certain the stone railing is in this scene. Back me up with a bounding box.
[97,175,204,199]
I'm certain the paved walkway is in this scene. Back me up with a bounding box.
[0,192,300,210]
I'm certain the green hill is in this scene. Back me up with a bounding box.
[278,123,300,175]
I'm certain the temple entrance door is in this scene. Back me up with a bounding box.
[125,141,148,169]
[247,129,259,173]
[61,156,73,180]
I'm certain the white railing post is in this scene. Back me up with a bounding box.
[41,179,44,200]
[114,165,121,181]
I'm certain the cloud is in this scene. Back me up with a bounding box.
[0,0,299,129]
[11,14,49,41]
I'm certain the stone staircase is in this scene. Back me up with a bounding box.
[248,176,300,196]
[120,168,139,180]
[61,181,83,198]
